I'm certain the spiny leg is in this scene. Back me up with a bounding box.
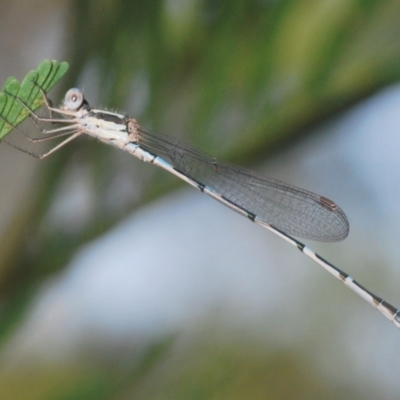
[0,110,83,158]
[29,115,80,136]
[0,107,81,140]
[3,88,80,148]
[2,131,83,159]
[19,126,82,143]
[4,86,78,128]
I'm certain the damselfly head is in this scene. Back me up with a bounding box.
[63,88,84,111]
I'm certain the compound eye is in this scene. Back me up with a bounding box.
[64,88,84,110]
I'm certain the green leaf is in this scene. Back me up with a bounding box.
[0,93,9,137]
[0,60,69,140]
[0,78,20,139]
[4,72,38,132]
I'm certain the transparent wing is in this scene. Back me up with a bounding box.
[138,127,349,242]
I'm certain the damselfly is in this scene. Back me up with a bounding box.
[3,87,400,328]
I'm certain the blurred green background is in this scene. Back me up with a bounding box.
[1,0,400,399]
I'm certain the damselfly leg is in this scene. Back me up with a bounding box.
[2,85,83,158]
